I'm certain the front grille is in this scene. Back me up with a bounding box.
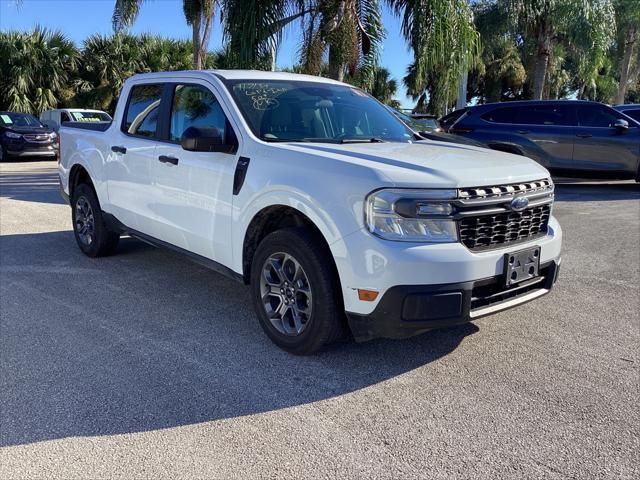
[459,204,550,250]
[23,134,50,143]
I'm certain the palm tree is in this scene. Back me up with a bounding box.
[220,0,310,70]
[0,26,79,113]
[389,0,480,115]
[112,0,216,69]
[614,0,640,104]
[501,0,616,100]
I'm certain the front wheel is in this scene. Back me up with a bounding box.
[250,228,344,355]
[71,183,120,257]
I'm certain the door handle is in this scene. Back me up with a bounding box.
[516,130,530,135]
[158,155,179,165]
[111,145,127,154]
[576,133,592,138]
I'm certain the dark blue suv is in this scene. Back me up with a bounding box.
[443,101,640,181]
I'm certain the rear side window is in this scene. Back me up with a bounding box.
[482,105,572,125]
[440,108,467,128]
[169,84,229,142]
[621,109,640,122]
[578,105,625,128]
[122,84,163,138]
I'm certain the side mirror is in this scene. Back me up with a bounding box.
[181,126,236,153]
[614,119,629,131]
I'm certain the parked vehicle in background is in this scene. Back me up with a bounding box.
[445,101,640,180]
[614,104,640,123]
[0,111,57,162]
[407,112,442,131]
[389,107,485,147]
[40,108,112,132]
[59,70,562,354]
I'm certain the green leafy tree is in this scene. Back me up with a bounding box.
[469,0,526,103]
[501,0,616,100]
[614,0,640,103]
[112,0,216,69]
[0,27,79,113]
[389,0,480,115]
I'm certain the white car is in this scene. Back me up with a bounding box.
[58,71,562,354]
[41,108,112,132]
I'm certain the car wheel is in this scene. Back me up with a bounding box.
[0,145,10,162]
[250,227,344,355]
[71,183,120,257]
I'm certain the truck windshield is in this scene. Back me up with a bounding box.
[226,80,414,143]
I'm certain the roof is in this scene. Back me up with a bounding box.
[127,69,346,86]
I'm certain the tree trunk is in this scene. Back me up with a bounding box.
[199,11,214,69]
[533,25,552,100]
[192,13,202,70]
[578,81,586,100]
[617,26,638,104]
[456,68,468,109]
[328,45,344,81]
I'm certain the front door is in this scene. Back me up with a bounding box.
[152,82,238,266]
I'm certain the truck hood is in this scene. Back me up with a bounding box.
[275,140,550,187]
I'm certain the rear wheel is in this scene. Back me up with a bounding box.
[71,183,120,257]
[250,228,343,355]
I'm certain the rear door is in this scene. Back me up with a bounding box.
[574,104,640,176]
[478,104,576,170]
[151,81,239,265]
[106,83,163,234]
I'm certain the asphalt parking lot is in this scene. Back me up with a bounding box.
[1,160,638,479]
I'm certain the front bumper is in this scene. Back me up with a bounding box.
[347,259,560,342]
[7,145,56,157]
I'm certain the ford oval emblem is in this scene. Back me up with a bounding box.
[511,196,529,211]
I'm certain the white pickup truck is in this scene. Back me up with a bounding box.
[59,70,562,354]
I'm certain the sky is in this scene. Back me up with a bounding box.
[0,0,416,107]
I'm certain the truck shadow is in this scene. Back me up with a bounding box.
[0,231,478,448]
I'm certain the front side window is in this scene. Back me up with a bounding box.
[481,107,521,124]
[123,84,163,138]
[578,105,625,128]
[227,80,413,143]
[169,84,228,142]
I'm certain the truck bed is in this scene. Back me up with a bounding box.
[61,121,112,132]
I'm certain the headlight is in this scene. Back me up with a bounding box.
[5,131,22,139]
[365,189,458,242]
[49,132,57,139]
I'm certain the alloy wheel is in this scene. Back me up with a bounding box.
[75,196,95,246]
[260,252,313,336]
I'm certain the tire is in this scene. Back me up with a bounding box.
[250,227,344,355]
[71,183,120,257]
[0,144,10,162]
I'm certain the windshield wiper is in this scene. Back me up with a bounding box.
[338,137,386,144]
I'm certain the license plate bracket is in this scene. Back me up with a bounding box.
[504,246,541,287]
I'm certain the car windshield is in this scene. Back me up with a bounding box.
[0,112,43,127]
[70,111,112,122]
[227,80,414,143]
